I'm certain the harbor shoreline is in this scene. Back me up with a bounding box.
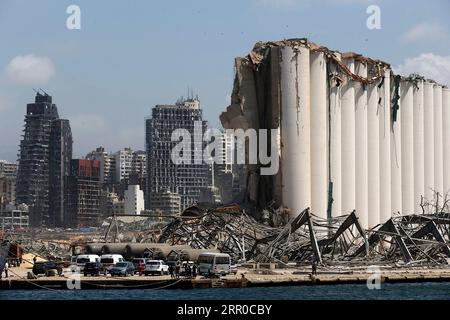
[2,266,450,290]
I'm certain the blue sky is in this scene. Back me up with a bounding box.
[0,0,449,161]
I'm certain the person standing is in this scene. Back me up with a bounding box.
[185,264,191,278]
[175,261,180,279]
[4,261,9,278]
[138,260,143,276]
[192,264,197,278]
[168,264,174,279]
[311,259,318,276]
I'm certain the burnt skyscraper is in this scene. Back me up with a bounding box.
[146,97,210,214]
[16,92,72,227]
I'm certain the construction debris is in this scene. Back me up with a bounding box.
[156,203,450,266]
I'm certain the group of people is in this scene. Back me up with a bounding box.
[168,261,197,279]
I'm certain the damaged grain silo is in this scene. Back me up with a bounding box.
[220,38,450,230]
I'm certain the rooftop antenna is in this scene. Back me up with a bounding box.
[33,88,40,95]
[39,88,48,96]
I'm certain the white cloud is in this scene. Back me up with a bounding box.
[5,54,55,85]
[395,53,450,86]
[402,23,448,43]
[70,114,107,134]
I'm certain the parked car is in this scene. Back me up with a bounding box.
[144,260,169,276]
[32,261,63,277]
[75,254,100,271]
[83,262,105,276]
[132,258,147,273]
[110,262,135,277]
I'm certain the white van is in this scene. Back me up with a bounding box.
[198,252,231,276]
[76,254,100,270]
[100,254,124,273]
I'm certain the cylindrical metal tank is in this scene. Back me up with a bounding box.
[85,243,104,255]
[125,243,190,258]
[379,69,392,223]
[310,50,328,219]
[424,81,435,207]
[355,61,368,229]
[166,248,220,262]
[341,58,356,215]
[391,78,402,215]
[400,80,414,215]
[443,88,450,195]
[433,85,444,197]
[101,243,129,255]
[280,45,311,217]
[367,77,380,228]
[413,79,425,214]
[329,55,342,217]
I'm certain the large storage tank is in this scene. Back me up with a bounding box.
[220,38,449,229]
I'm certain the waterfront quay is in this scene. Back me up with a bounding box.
[2,264,450,290]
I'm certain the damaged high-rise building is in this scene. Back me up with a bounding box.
[16,92,72,227]
[146,97,210,214]
[220,38,450,230]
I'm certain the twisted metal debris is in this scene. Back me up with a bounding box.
[156,203,450,266]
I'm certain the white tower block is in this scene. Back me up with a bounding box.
[355,61,368,229]
[280,45,311,217]
[400,80,414,215]
[310,51,328,219]
[443,88,450,196]
[423,82,435,206]
[379,70,391,223]
[391,79,402,215]
[367,77,380,227]
[413,80,425,214]
[329,55,342,217]
[434,85,444,198]
[341,58,356,215]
